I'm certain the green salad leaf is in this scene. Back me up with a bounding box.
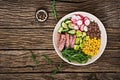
[62,48,91,63]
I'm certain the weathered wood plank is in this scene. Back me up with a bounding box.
[0,50,119,73]
[0,0,119,28]
[0,73,120,80]
[0,29,119,49]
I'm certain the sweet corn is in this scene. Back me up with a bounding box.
[82,37,101,56]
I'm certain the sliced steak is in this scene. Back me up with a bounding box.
[59,34,66,51]
[69,35,73,47]
[57,33,61,47]
[65,33,70,48]
[71,35,76,48]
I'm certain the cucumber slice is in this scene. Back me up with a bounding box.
[64,18,71,22]
[68,30,76,35]
[58,27,63,33]
[62,22,68,29]
[62,28,69,33]
[68,23,74,29]
[65,20,72,24]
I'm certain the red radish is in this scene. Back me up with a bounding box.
[77,20,83,26]
[83,26,88,32]
[76,16,81,20]
[84,17,90,26]
[75,14,84,20]
[74,25,79,30]
[71,18,77,24]
[71,18,75,22]
[72,15,77,20]
[79,24,84,31]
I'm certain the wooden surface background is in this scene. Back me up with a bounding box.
[0,0,120,80]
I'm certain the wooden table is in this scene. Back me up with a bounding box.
[0,0,120,80]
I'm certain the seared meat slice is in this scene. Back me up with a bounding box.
[59,34,66,51]
[65,33,70,48]
[57,33,61,46]
[69,35,73,47]
[71,35,76,48]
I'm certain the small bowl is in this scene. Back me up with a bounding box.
[36,9,48,22]
[53,11,107,66]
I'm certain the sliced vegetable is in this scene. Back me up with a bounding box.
[68,23,74,29]
[62,28,69,33]
[68,30,76,35]
[74,25,79,30]
[64,18,71,23]
[58,27,63,33]
[65,20,72,24]
[77,20,83,26]
[84,17,90,26]
[76,15,82,20]
[83,26,88,32]
[79,25,84,31]
[62,22,68,29]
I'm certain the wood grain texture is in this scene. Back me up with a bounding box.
[0,50,120,73]
[0,73,120,80]
[0,0,120,79]
[0,0,119,28]
[0,28,119,49]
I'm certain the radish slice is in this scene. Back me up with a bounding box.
[79,25,84,31]
[76,14,84,20]
[84,17,90,26]
[76,16,81,20]
[77,20,83,26]
[74,25,79,30]
[72,24,79,30]
[72,15,77,20]
[71,18,76,23]
[83,26,88,32]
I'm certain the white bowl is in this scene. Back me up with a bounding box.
[53,11,107,66]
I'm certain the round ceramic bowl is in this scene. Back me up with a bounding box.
[53,11,107,66]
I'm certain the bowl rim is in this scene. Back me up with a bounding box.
[53,11,107,66]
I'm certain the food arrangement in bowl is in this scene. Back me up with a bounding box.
[53,12,107,65]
